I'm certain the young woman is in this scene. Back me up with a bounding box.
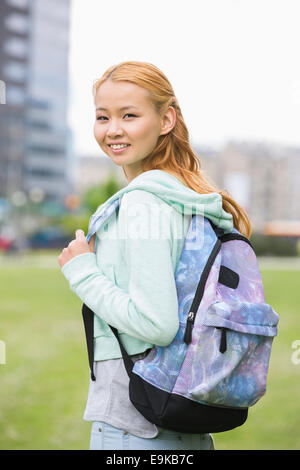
[58,61,251,451]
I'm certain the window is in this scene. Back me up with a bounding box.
[27,144,64,156]
[6,0,29,10]
[3,61,27,82]
[3,37,27,58]
[6,85,25,105]
[26,167,63,178]
[4,13,29,34]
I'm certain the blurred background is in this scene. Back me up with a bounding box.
[0,0,299,450]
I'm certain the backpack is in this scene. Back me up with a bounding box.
[82,196,279,434]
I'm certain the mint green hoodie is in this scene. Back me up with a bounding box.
[61,169,233,361]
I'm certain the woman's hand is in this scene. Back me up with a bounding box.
[58,230,95,268]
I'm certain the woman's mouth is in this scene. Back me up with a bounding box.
[109,144,131,154]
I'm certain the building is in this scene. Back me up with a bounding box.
[196,140,300,233]
[0,0,71,202]
[0,0,31,198]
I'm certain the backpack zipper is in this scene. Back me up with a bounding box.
[183,311,195,344]
[184,238,222,345]
[183,228,252,346]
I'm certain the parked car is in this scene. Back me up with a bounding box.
[0,236,13,252]
[28,227,70,249]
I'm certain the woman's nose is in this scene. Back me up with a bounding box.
[107,120,124,137]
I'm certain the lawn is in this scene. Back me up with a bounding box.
[0,254,299,450]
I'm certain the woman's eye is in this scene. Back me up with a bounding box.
[96,114,136,121]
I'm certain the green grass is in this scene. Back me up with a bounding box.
[214,270,300,450]
[0,265,91,450]
[0,260,299,449]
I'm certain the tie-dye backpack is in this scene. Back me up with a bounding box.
[82,197,279,434]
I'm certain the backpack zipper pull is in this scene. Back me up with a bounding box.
[184,312,195,344]
[219,327,227,353]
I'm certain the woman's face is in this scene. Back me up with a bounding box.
[94,80,175,181]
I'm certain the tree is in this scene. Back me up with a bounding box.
[82,172,124,213]
[55,172,124,238]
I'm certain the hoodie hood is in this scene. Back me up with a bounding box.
[90,169,233,234]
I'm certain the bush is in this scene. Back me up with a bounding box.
[51,173,124,240]
[82,172,124,213]
[249,232,299,256]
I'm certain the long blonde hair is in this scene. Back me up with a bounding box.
[92,61,252,238]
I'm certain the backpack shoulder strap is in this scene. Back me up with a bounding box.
[82,303,96,381]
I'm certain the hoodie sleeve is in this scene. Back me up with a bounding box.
[60,190,179,347]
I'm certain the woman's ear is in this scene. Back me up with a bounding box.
[160,106,176,136]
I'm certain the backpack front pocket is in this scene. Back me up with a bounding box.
[188,300,279,408]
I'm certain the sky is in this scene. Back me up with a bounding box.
[67,0,300,157]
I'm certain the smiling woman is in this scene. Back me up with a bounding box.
[59,60,253,451]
